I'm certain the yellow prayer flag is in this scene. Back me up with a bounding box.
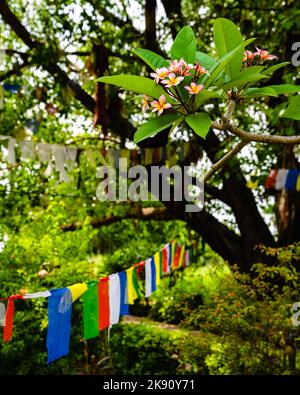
[126,267,137,304]
[154,253,161,286]
[178,245,185,268]
[67,283,88,302]
[171,241,176,268]
[296,174,300,192]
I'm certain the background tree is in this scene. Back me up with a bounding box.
[0,0,299,274]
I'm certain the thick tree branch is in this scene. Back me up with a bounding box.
[61,206,178,231]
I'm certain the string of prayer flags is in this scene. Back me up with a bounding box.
[265,169,300,191]
[118,271,129,316]
[0,241,191,364]
[46,288,72,364]
[98,277,110,330]
[83,281,99,340]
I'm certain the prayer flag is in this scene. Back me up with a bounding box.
[108,274,121,326]
[153,252,161,286]
[275,169,289,190]
[68,283,87,302]
[126,267,138,304]
[145,258,153,298]
[98,277,110,330]
[83,281,99,340]
[285,169,299,190]
[46,288,72,364]
[265,169,278,189]
[118,271,129,315]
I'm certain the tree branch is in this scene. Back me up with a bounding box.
[0,0,96,113]
[201,140,249,183]
[61,206,178,231]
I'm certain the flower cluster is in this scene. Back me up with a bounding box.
[142,58,208,115]
[243,47,277,65]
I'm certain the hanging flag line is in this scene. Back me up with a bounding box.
[246,168,300,191]
[0,241,191,364]
[0,135,194,183]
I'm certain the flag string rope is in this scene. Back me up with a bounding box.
[0,241,191,364]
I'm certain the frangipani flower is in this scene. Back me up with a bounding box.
[254,47,277,61]
[180,64,194,76]
[142,95,150,112]
[151,95,172,115]
[184,82,204,95]
[162,73,184,88]
[169,58,186,73]
[150,67,170,83]
[242,50,254,63]
[194,63,207,76]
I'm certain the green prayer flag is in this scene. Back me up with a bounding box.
[132,268,142,299]
[159,250,163,278]
[83,281,99,340]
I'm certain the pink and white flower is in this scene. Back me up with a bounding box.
[142,95,150,112]
[151,95,172,115]
[150,67,170,83]
[194,63,207,76]
[254,47,277,61]
[162,73,184,88]
[169,58,186,73]
[184,82,204,95]
[242,50,254,63]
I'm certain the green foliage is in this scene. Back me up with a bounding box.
[213,18,244,79]
[134,113,183,143]
[185,112,211,138]
[97,75,169,99]
[170,26,197,64]
[282,95,300,120]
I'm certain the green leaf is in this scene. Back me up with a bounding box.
[185,112,211,139]
[262,62,290,75]
[195,51,218,71]
[134,113,183,143]
[243,87,278,98]
[195,90,221,107]
[268,84,300,95]
[281,95,300,120]
[132,48,169,71]
[204,38,256,88]
[97,75,173,101]
[213,18,244,79]
[218,66,267,91]
[171,26,196,64]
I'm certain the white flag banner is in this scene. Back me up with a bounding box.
[0,302,5,326]
[65,147,77,171]
[19,140,35,160]
[23,291,51,299]
[7,137,16,164]
[53,145,69,182]
[36,143,51,163]
[109,273,121,326]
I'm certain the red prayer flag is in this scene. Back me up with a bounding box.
[3,294,23,342]
[98,278,110,330]
[265,169,278,189]
[162,247,168,273]
[173,244,181,269]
